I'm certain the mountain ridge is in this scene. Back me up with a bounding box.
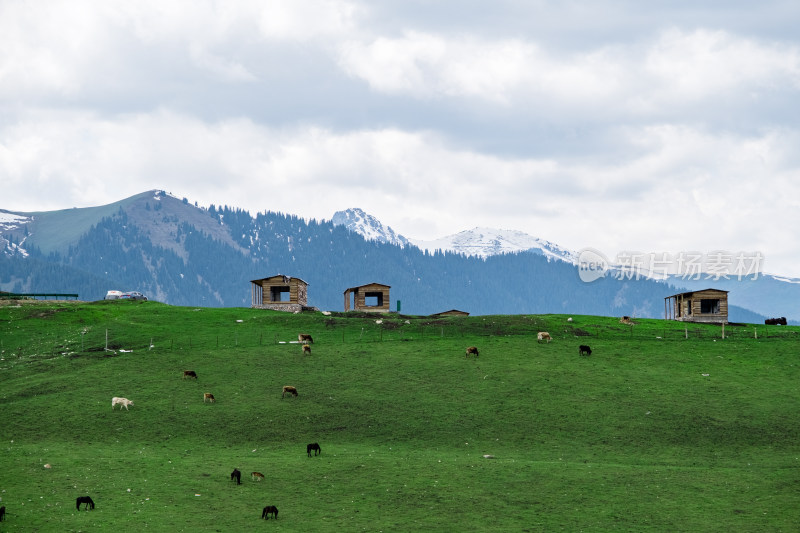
[0,189,785,321]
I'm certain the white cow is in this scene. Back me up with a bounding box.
[112,397,134,410]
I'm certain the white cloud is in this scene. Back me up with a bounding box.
[337,28,800,117]
[3,0,800,278]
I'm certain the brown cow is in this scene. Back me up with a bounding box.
[537,332,552,343]
[251,472,265,481]
[282,386,298,398]
[203,392,216,403]
[182,370,198,379]
[298,334,314,344]
[302,344,311,355]
[465,346,479,358]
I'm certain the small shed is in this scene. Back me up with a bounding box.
[664,288,728,324]
[430,309,470,318]
[251,275,309,312]
[344,283,391,313]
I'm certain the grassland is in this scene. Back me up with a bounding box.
[0,300,798,532]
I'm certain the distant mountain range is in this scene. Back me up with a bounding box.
[0,190,792,322]
[330,207,800,323]
[331,208,577,261]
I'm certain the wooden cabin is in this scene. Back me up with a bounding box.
[664,288,728,324]
[430,309,470,318]
[251,275,309,312]
[343,283,391,313]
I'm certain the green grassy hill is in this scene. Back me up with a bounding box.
[1,301,798,531]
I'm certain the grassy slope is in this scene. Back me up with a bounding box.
[0,301,798,532]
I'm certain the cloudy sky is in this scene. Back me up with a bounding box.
[2,1,800,275]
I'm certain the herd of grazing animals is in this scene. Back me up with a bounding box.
[1,322,595,526]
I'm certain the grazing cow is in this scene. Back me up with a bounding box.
[282,386,298,398]
[231,468,241,485]
[307,442,321,457]
[0,505,5,521]
[765,317,787,325]
[298,334,314,344]
[579,345,592,356]
[76,496,95,510]
[262,505,279,519]
[182,370,198,379]
[465,346,479,358]
[537,332,552,343]
[203,392,216,403]
[111,397,134,410]
[251,471,265,482]
[302,344,311,355]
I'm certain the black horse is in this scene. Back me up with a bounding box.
[262,505,279,519]
[307,442,321,457]
[76,496,95,510]
[231,468,241,485]
[579,345,592,356]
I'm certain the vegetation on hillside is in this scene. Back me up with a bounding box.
[0,301,796,531]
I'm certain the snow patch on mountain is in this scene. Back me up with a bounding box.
[331,208,410,247]
[0,211,33,257]
[410,227,578,262]
[0,211,31,229]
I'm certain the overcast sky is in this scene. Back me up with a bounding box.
[2,1,800,276]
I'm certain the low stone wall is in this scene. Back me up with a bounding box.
[252,303,304,313]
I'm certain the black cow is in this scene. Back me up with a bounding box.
[579,345,592,356]
[76,496,95,510]
[765,317,787,326]
[262,505,279,519]
[231,468,241,485]
[307,442,321,457]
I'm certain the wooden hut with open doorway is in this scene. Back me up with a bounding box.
[343,283,391,313]
[251,274,309,312]
[664,288,728,324]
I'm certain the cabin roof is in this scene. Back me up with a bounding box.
[343,282,391,293]
[665,288,729,298]
[250,275,309,285]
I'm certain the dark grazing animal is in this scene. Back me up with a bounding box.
[465,346,479,358]
[765,317,787,325]
[76,496,95,510]
[282,385,298,398]
[231,468,241,485]
[307,442,321,457]
[579,345,592,356]
[0,505,5,521]
[262,505,279,519]
[182,370,198,379]
[302,344,311,355]
[298,333,314,344]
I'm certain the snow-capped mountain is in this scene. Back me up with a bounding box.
[331,208,410,248]
[330,208,578,263]
[410,227,578,262]
[0,211,33,257]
